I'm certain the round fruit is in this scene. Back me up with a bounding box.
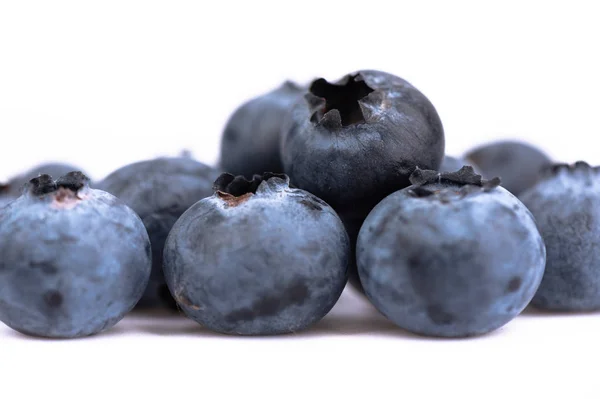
[357,167,546,337]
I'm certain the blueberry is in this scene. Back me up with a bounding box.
[464,140,552,196]
[357,167,546,337]
[280,70,445,211]
[1,162,88,198]
[520,162,600,311]
[220,81,304,178]
[163,173,349,335]
[0,172,151,338]
[97,157,220,309]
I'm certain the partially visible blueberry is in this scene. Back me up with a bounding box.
[280,70,445,211]
[357,167,546,337]
[520,162,600,311]
[163,173,349,335]
[439,155,481,174]
[0,172,151,338]
[337,205,372,294]
[464,140,552,196]
[1,162,89,198]
[220,81,304,178]
[97,157,220,309]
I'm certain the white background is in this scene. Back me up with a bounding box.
[1,1,599,398]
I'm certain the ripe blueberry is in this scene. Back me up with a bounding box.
[0,172,151,338]
[163,173,349,335]
[280,70,445,211]
[357,167,546,337]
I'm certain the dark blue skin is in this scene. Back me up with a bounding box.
[280,70,445,211]
[0,172,152,338]
[520,162,600,311]
[357,167,546,337]
[337,206,372,294]
[220,81,304,178]
[98,157,220,309]
[464,140,552,196]
[163,173,350,335]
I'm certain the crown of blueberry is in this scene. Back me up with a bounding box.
[408,166,501,199]
[27,172,89,196]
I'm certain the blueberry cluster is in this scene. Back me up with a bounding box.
[0,69,594,339]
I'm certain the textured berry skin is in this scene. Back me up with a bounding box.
[280,70,445,211]
[465,140,551,196]
[98,157,220,309]
[220,81,304,178]
[520,162,600,311]
[163,173,349,335]
[0,172,151,338]
[357,167,546,337]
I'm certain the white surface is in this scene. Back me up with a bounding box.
[2,288,600,398]
[1,1,600,397]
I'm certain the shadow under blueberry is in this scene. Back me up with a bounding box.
[133,287,509,341]
[6,320,133,341]
[520,304,600,318]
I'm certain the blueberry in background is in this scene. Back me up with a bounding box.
[438,155,464,173]
[163,172,350,335]
[98,157,220,309]
[280,69,445,211]
[0,172,151,338]
[520,162,600,311]
[220,81,304,178]
[439,155,480,174]
[464,140,552,196]
[1,162,89,198]
[357,167,546,337]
